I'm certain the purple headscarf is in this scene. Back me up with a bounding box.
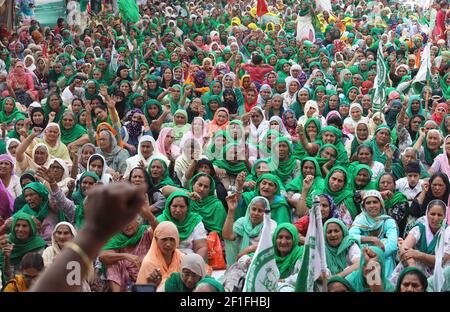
[125,108,144,138]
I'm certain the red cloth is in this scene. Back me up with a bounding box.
[257,0,269,17]
[241,63,274,85]
[294,215,309,237]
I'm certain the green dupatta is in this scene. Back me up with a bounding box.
[323,166,359,219]
[212,143,249,176]
[324,218,359,275]
[273,223,304,279]
[267,137,298,183]
[148,157,178,188]
[102,225,149,250]
[59,111,87,145]
[74,172,99,229]
[188,173,226,235]
[157,191,202,241]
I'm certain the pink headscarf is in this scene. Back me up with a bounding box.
[431,103,449,126]
[155,128,181,158]
[0,154,14,220]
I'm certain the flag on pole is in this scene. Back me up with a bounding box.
[256,0,269,17]
[412,43,431,94]
[295,196,328,292]
[372,41,388,114]
[244,207,279,292]
[316,0,332,11]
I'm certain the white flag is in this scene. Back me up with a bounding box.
[244,211,279,292]
[316,0,332,11]
[295,196,328,292]
[433,225,447,292]
[412,43,431,84]
[372,41,388,113]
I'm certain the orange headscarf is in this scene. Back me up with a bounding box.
[95,122,123,148]
[207,107,230,136]
[136,221,184,290]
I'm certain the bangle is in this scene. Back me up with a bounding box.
[65,242,91,270]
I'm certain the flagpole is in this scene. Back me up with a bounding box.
[321,271,328,292]
[425,78,430,114]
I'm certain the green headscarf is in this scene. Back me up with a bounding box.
[103,224,149,250]
[188,173,226,235]
[16,182,53,222]
[142,99,163,124]
[293,117,321,159]
[422,131,443,166]
[273,223,304,279]
[212,143,249,176]
[324,218,359,275]
[6,114,26,140]
[345,246,395,292]
[318,126,349,165]
[73,171,99,229]
[157,191,202,241]
[164,272,191,292]
[204,130,226,161]
[0,97,24,124]
[59,111,87,145]
[148,157,178,188]
[267,137,297,183]
[43,93,67,123]
[323,166,359,219]
[375,174,408,209]
[327,275,354,292]
[406,95,424,118]
[285,157,325,208]
[241,174,290,224]
[395,267,428,292]
[246,159,271,184]
[350,164,375,191]
[197,276,225,292]
[364,125,397,163]
[8,212,47,266]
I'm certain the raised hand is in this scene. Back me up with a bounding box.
[147,268,162,286]
[225,193,239,211]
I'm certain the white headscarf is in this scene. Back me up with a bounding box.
[42,221,77,268]
[86,153,112,185]
[249,106,269,145]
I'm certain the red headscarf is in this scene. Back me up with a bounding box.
[431,103,449,126]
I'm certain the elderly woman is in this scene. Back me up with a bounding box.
[2,61,38,102]
[346,122,371,159]
[273,223,305,292]
[161,110,191,147]
[365,125,399,164]
[343,103,368,135]
[349,190,399,278]
[75,143,96,174]
[391,147,430,180]
[155,127,181,162]
[1,213,46,277]
[248,106,269,146]
[213,143,250,191]
[429,134,450,176]
[162,254,207,292]
[391,200,449,285]
[99,215,153,292]
[29,123,71,163]
[0,154,21,202]
[266,137,300,184]
[42,222,76,268]
[174,138,203,187]
[59,110,88,150]
[95,130,130,175]
[0,97,24,129]
[206,107,230,137]
[123,135,158,179]
[222,195,277,274]
[136,221,184,291]
[156,191,207,259]
[148,156,178,189]
[413,129,443,170]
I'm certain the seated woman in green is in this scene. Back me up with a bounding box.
[236,173,292,224]
[1,213,46,278]
[349,190,399,278]
[324,218,360,278]
[266,137,301,184]
[155,191,208,261]
[243,159,271,191]
[345,246,395,292]
[327,276,354,292]
[213,143,250,191]
[160,173,227,237]
[162,253,207,292]
[99,214,153,292]
[148,157,179,189]
[391,199,449,284]
[395,267,428,292]
[221,195,276,290]
[273,223,304,292]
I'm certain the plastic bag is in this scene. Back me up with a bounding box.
[207,231,226,270]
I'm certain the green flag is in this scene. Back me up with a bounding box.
[372,41,388,113]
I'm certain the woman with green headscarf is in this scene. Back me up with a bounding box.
[223,195,277,266]
[1,212,46,272]
[273,223,304,283]
[364,125,399,164]
[294,117,321,159]
[266,137,300,184]
[406,95,424,119]
[160,84,185,115]
[350,164,375,191]
[195,276,225,292]
[244,159,271,191]
[72,171,99,228]
[286,157,324,209]
[148,157,179,188]
[395,267,428,292]
[145,75,164,100]
[204,130,226,161]
[84,79,100,101]
[100,214,152,292]
[413,129,443,170]
[324,218,360,277]
[212,143,249,191]
[0,97,24,126]
[323,166,359,226]
[59,110,88,147]
[318,126,349,165]
[201,80,223,106]
[6,114,27,140]
[237,174,290,224]
[156,191,206,257]
[43,92,67,123]
[188,173,227,236]
[349,190,399,278]
[345,246,395,292]
[161,110,191,146]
